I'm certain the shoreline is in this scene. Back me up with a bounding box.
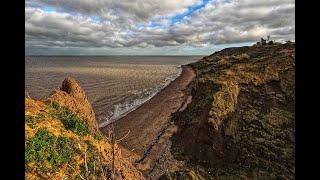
[98,65,183,128]
[101,65,196,178]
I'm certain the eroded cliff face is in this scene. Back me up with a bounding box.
[25,77,144,180]
[167,42,295,179]
[45,77,99,134]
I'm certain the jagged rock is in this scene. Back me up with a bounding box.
[45,77,99,134]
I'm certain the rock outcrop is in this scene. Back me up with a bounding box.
[25,77,144,179]
[45,77,99,134]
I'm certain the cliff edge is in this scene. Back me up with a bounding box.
[163,42,295,179]
[25,77,144,179]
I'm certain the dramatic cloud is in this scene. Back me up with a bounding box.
[25,0,295,55]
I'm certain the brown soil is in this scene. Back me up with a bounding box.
[26,43,294,179]
[168,42,295,179]
[25,77,144,180]
[45,77,99,134]
[102,66,196,179]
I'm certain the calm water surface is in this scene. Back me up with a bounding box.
[25,56,201,127]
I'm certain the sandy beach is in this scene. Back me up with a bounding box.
[102,66,195,179]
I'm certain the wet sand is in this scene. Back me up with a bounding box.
[102,66,195,179]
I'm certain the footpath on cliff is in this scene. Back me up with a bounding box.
[102,66,196,179]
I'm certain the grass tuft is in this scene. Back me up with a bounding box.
[49,101,89,136]
[94,132,105,141]
[25,114,45,128]
[25,129,77,173]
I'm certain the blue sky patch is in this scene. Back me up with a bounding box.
[171,0,211,24]
[90,15,101,22]
[42,6,57,13]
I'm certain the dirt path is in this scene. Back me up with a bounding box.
[102,66,195,179]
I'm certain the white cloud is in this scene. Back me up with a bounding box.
[25,0,295,55]
[170,0,295,45]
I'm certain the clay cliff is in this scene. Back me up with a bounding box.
[25,42,295,180]
[164,42,295,179]
[25,77,144,179]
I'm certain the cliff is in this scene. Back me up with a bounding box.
[25,77,144,179]
[163,42,295,179]
[25,42,295,180]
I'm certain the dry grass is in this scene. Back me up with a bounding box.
[25,98,144,180]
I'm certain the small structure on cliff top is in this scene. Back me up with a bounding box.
[261,37,267,45]
[256,36,275,46]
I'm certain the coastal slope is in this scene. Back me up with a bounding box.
[25,77,144,179]
[102,67,196,179]
[25,42,295,179]
[166,42,295,179]
[101,42,295,179]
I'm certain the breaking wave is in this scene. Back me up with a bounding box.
[98,65,183,128]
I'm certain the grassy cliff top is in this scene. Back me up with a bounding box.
[164,42,295,179]
[25,77,144,180]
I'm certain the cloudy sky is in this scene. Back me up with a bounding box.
[25,0,295,55]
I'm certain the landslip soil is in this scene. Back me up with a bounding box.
[104,42,295,180]
[26,42,294,180]
[167,42,295,179]
[102,66,196,179]
[25,77,144,180]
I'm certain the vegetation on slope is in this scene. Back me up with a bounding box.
[165,42,295,179]
[25,77,144,180]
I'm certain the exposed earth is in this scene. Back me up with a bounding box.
[104,42,295,179]
[25,42,295,180]
[25,77,144,179]
[102,66,196,179]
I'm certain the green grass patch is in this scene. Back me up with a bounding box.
[50,101,60,110]
[84,140,95,152]
[49,101,89,136]
[79,157,103,179]
[79,140,105,179]
[93,132,105,141]
[25,114,45,128]
[25,129,77,173]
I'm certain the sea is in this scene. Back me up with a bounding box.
[25,56,201,127]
